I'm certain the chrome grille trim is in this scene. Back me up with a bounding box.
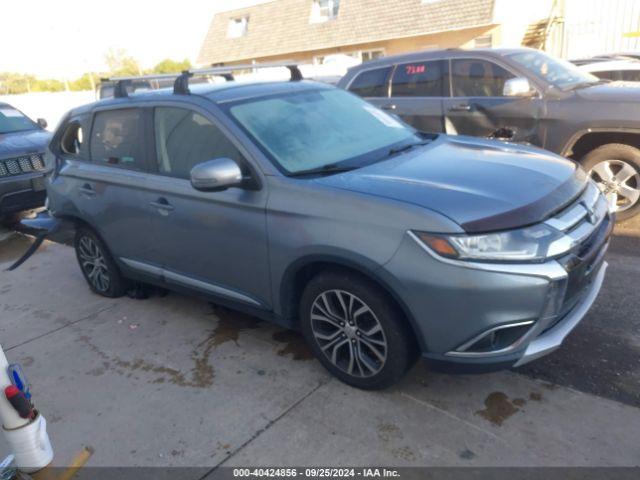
[546,181,609,258]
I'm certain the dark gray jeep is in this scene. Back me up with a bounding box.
[0,103,50,218]
[338,48,640,220]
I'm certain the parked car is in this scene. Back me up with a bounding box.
[0,103,50,219]
[338,48,640,220]
[41,72,610,389]
[576,59,640,82]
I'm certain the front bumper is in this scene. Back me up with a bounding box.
[381,214,611,372]
[0,172,47,214]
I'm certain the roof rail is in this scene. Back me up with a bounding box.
[173,62,303,95]
[102,62,303,98]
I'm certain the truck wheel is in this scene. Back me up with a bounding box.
[299,270,418,390]
[582,144,640,221]
[74,227,127,298]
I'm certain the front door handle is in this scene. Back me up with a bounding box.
[150,198,175,213]
[78,184,96,197]
[381,104,397,111]
[448,104,472,112]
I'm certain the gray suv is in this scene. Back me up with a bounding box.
[43,70,611,389]
[338,48,640,221]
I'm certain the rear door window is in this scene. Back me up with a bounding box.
[154,107,244,179]
[391,60,447,97]
[90,109,143,168]
[451,59,515,97]
[348,67,391,97]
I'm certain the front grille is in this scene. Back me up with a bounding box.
[0,153,46,178]
[545,181,612,317]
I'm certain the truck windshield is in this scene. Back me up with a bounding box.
[0,106,38,134]
[508,50,600,90]
[226,89,421,175]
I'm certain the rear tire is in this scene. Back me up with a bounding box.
[582,143,640,221]
[299,270,418,390]
[74,227,127,298]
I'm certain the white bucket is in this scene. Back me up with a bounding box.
[2,414,53,473]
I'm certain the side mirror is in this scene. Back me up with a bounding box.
[37,118,48,129]
[503,77,535,97]
[190,158,244,192]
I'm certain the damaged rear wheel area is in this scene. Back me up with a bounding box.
[74,227,127,298]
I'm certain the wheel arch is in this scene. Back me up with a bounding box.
[562,128,640,160]
[279,254,426,351]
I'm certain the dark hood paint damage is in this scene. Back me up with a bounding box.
[0,129,51,159]
[317,135,586,233]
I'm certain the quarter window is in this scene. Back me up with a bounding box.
[90,109,142,168]
[60,122,84,156]
[154,107,244,179]
[451,59,515,97]
[348,67,391,98]
[391,60,446,97]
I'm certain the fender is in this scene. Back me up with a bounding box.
[278,252,427,350]
[561,127,640,157]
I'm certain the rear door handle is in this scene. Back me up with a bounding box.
[150,198,175,213]
[448,104,472,112]
[381,104,397,111]
[78,184,96,197]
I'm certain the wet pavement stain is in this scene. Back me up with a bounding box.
[476,392,523,426]
[78,334,216,388]
[209,306,262,347]
[272,329,314,360]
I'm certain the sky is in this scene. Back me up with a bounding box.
[2,0,268,79]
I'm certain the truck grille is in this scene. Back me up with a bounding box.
[0,154,46,178]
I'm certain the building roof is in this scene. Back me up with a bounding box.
[198,0,496,64]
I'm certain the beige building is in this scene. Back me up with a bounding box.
[197,0,557,67]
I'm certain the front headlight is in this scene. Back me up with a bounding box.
[414,224,567,262]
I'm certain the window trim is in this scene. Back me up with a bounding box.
[88,106,153,173]
[389,59,449,98]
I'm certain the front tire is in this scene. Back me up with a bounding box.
[74,227,127,298]
[299,270,418,390]
[582,143,640,221]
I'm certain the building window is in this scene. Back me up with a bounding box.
[361,50,384,62]
[474,34,493,49]
[310,0,340,23]
[228,16,249,38]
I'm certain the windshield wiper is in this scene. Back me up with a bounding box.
[387,141,430,157]
[288,163,358,178]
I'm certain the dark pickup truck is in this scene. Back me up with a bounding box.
[338,47,640,220]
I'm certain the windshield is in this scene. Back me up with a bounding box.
[508,50,600,89]
[226,89,420,174]
[0,105,38,134]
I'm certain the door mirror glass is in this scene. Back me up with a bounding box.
[190,158,244,192]
[37,118,48,129]
[503,77,535,97]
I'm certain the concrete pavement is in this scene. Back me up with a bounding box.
[0,224,638,470]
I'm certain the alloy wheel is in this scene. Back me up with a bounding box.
[78,235,111,293]
[310,289,387,378]
[589,159,640,213]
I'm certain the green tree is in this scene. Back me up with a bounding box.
[105,48,141,76]
[152,58,192,74]
[69,72,99,91]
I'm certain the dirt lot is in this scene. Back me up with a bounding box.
[0,216,638,473]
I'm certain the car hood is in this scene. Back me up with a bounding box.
[575,81,640,102]
[316,135,586,233]
[0,129,51,159]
